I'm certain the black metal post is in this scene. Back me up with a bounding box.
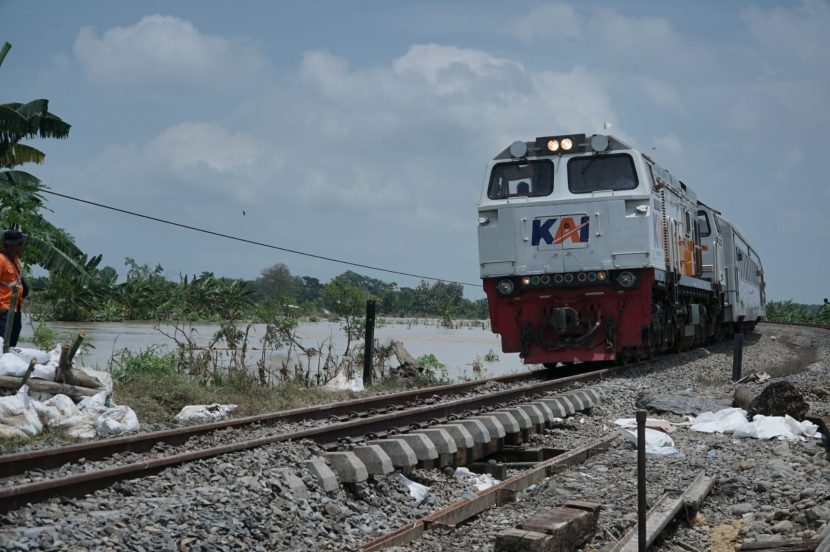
[636,409,647,552]
[363,300,376,387]
[732,333,743,382]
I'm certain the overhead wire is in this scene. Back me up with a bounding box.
[40,189,483,288]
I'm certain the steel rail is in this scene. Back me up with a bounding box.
[0,365,618,513]
[0,368,571,478]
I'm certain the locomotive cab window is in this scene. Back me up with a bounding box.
[698,211,711,237]
[567,153,639,193]
[488,160,554,200]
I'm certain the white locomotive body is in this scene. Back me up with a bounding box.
[477,134,765,366]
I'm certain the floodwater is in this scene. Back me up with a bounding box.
[18,318,529,380]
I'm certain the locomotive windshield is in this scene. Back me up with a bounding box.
[567,154,639,193]
[488,160,553,199]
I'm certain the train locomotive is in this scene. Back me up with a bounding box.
[477,133,765,367]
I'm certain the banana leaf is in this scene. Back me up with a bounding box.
[25,234,96,288]
[0,143,45,168]
[0,43,9,69]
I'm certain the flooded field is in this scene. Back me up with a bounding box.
[18,318,531,381]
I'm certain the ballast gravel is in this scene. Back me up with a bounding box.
[1,324,828,551]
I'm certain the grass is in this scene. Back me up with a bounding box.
[110,347,454,425]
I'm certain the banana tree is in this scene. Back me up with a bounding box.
[0,41,98,287]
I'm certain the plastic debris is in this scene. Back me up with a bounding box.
[323,371,364,392]
[454,467,500,491]
[733,414,818,441]
[390,472,429,507]
[175,404,238,423]
[617,426,677,455]
[0,385,43,437]
[687,408,748,433]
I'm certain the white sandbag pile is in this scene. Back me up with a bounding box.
[323,371,364,392]
[175,404,237,423]
[0,385,140,441]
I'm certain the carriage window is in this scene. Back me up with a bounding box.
[567,154,639,193]
[488,160,554,200]
[697,211,711,237]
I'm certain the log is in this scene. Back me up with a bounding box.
[604,472,715,552]
[392,341,422,376]
[0,376,99,398]
[739,541,820,552]
[17,358,36,390]
[56,343,69,383]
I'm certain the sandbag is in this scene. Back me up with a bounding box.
[34,394,79,422]
[10,347,51,365]
[0,385,43,437]
[77,391,109,415]
[0,353,30,378]
[0,424,28,440]
[175,404,237,423]
[31,363,57,382]
[97,406,140,436]
[49,412,98,439]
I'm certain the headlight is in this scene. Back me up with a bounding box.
[618,271,636,287]
[547,139,559,152]
[497,279,515,294]
[561,138,574,151]
[521,276,531,285]
[597,272,607,281]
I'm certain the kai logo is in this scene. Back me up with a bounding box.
[531,215,590,246]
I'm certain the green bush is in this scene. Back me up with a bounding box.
[111,348,177,384]
[30,323,58,351]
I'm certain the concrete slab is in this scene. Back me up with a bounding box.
[553,395,577,415]
[412,428,457,467]
[300,459,339,492]
[571,389,598,407]
[490,411,520,434]
[502,407,533,430]
[438,424,475,449]
[397,434,439,461]
[582,387,603,403]
[456,419,491,445]
[412,428,458,454]
[527,402,555,424]
[472,416,506,439]
[537,397,569,418]
[375,439,418,468]
[516,404,545,427]
[561,392,586,411]
[322,452,368,484]
[273,468,309,499]
[352,445,394,475]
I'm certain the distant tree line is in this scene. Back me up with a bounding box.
[765,300,830,324]
[29,260,489,322]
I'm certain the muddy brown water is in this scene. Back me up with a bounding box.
[18,318,530,380]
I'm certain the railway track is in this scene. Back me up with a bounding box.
[1,323,823,514]
[0,363,623,513]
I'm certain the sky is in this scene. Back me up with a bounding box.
[0,0,828,302]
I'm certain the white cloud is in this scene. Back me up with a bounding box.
[511,3,584,42]
[73,14,268,84]
[90,122,274,202]
[742,0,830,74]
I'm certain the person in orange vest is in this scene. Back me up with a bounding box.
[0,229,27,347]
